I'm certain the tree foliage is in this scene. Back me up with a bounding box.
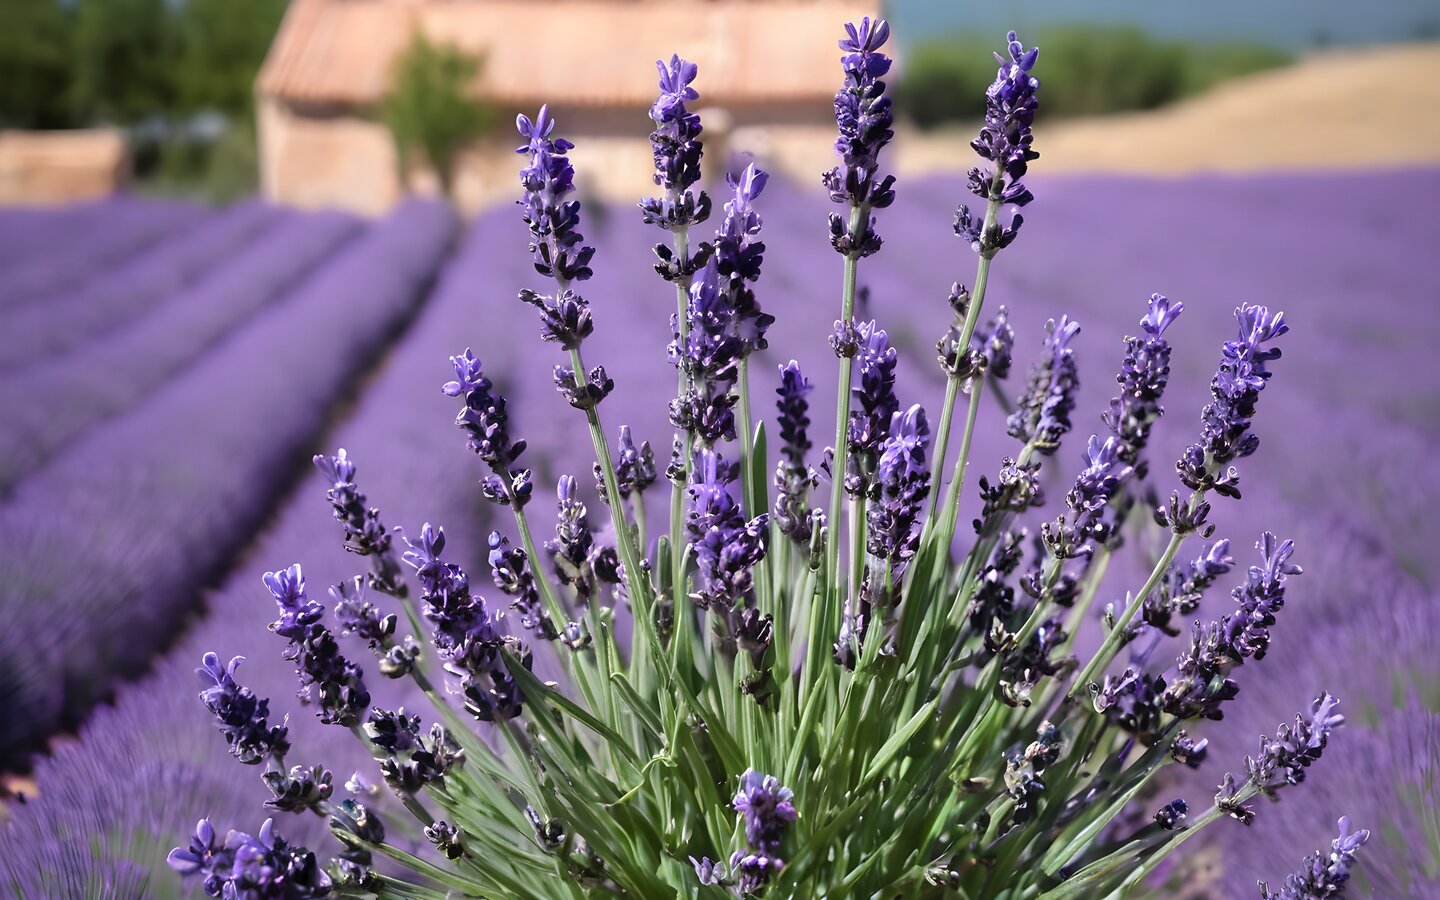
[381,35,493,199]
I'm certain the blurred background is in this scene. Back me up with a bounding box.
[2,0,1438,210]
[1,1,1438,897]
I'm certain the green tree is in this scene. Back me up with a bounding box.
[0,0,77,129]
[381,35,492,201]
[69,0,181,124]
[174,0,289,119]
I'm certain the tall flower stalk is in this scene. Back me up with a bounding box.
[172,23,1366,900]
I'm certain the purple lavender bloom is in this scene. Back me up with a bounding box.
[825,17,897,258]
[1140,538,1234,637]
[313,449,405,595]
[1259,817,1370,900]
[730,850,785,896]
[956,31,1041,254]
[1006,316,1081,453]
[263,564,371,728]
[847,320,900,478]
[687,449,770,611]
[1177,303,1290,497]
[181,817,332,898]
[867,405,931,572]
[1216,693,1344,824]
[774,361,817,544]
[401,523,527,723]
[1103,294,1183,469]
[973,304,1015,379]
[612,425,658,499]
[547,475,613,605]
[167,818,233,896]
[489,530,558,640]
[641,54,711,235]
[195,653,290,766]
[1160,534,1300,721]
[1220,532,1302,662]
[442,348,532,509]
[516,105,593,284]
[715,163,775,356]
[732,769,798,855]
[674,258,743,445]
[1041,435,1135,559]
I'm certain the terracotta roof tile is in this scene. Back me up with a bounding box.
[258,0,882,108]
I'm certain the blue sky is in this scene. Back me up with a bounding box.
[888,0,1440,49]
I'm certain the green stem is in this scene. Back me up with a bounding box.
[1067,530,1185,701]
[826,204,865,584]
[926,188,1000,524]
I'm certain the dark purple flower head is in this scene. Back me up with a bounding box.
[612,425,658,498]
[715,163,775,356]
[1215,693,1345,825]
[547,475,609,604]
[516,105,593,284]
[776,361,813,469]
[688,449,769,610]
[825,17,897,254]
[1007,316,1081,453]
[1103,294,1183,469]
[1260,817,1370,900]
[955,31,1040,254]
[847,320,900,471]
[641,55,711,232]
[264,564,371,728]
[488,530,557,640]
[674,258,743,445]
[312,449,404,593]
[732,769,797,856]
[971,32,1040,185]
[401,523,527,723]
[440,347,532,509]
[196,653,289,766]
[1042,435,1135,559]
[867,405,931,571]
[1178,303,1289,494]
[168,817,333,897]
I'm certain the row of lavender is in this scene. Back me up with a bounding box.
[0,169,1436,895]
[0,199,456,766]
[0,198,205,311]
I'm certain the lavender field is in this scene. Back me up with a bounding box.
[0,167,1436,897]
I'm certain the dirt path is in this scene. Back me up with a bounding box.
[898,42,1440,175]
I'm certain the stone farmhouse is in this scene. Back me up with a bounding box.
[256,0,880,214]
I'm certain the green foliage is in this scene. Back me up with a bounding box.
[381,35,493,199]
[896,25,1294,130]
[174,0,289,119]
[70,0,182,124]
[0,0,76,129]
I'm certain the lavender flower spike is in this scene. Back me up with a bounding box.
[196,652,289,765]
[1260,817,1370,900]
[1041,434,1135,559]
[313,448,404,594]
[641,54,710,234]
[956,31,1041,254]
[688,449,769,611]
[1103,294,1183,469]
[868,405,931,572]
[1007,316,1081,454]
[825,16,896,258]
[774,361,817,544]
[443,348,532,509]
[716,162,775,356]
[169,817,332,898]
[264,563,371,728]
[1176,303,1289,499]
[733,769,798,855]
[516,105,593,284]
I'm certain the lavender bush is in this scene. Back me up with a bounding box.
[168,24,1369,898]
[0,200,453,767]
[0,210,360,491]
[0,200,282,371]
[0,198,203,309]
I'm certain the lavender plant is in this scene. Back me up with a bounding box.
[171,23,1365,899]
